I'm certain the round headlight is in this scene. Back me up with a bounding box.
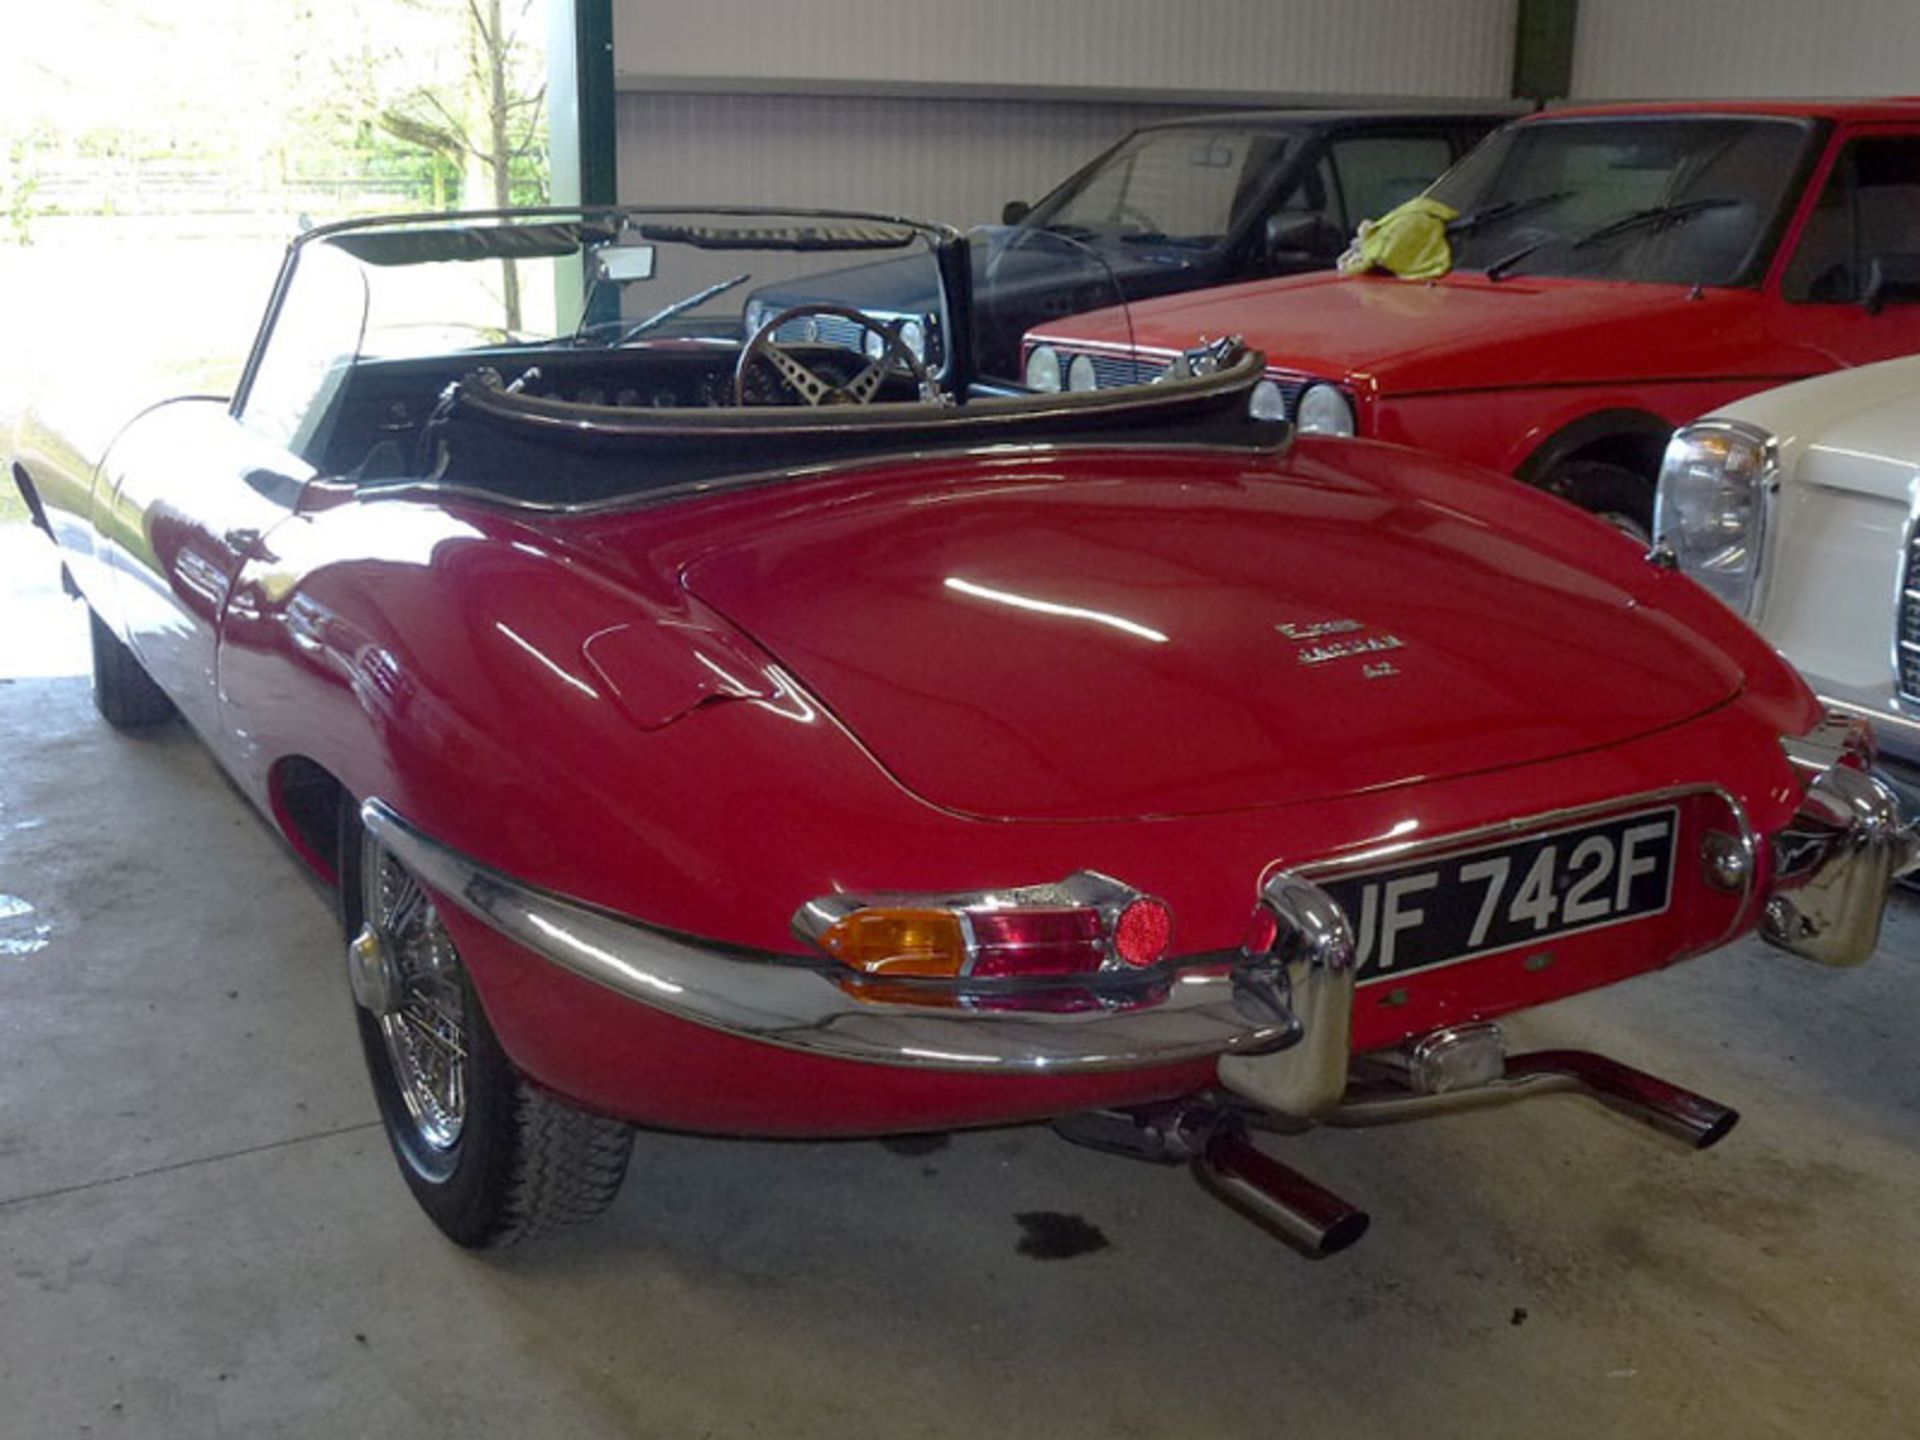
[1296,383,1356,436]
[899,318,926,361]
[1249,379,1287,422]
[1026,345,1063,393]
[1653,420,1776,616]
[1067,354,1099,392]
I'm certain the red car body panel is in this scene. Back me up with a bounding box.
[15,385,1826,1135]
[1027,102,1920,490]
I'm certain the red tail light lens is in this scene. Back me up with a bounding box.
[793,872,1173,984]
[968,908,1106,976]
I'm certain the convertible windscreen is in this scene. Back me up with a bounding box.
[230,207,1252,506]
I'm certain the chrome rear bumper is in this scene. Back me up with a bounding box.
[362,800,1298,1074]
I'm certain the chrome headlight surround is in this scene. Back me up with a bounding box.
[1295,383,1356,437]
[1653,419,1779,618]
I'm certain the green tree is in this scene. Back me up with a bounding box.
[346,0,548,327]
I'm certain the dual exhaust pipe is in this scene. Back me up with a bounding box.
[1059,1029,1739,1260]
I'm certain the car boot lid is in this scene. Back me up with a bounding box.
[667,448,1744,822]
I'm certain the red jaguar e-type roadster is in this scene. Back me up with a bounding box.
[10,207,1911,1257]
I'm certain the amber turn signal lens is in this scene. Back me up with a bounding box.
[819,908,969,977]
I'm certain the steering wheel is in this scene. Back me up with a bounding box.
[734,303,938,406]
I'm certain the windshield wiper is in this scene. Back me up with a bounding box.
[1567,196,1740,250]
[1483,197,1739,282]
[608,272,751,345]
[1446,189,1572,237]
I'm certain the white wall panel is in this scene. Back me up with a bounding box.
[1573,0,1920,99]
[617,92,1211,224]
[612,0,1518,100]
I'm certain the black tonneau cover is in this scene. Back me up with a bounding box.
[400,351,1286,510]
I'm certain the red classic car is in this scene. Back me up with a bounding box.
[10,207,1912,1258]
[1024,99,1920,534]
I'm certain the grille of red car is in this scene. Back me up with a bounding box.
[1082,353,1308,416]
[1898,513,1920,704]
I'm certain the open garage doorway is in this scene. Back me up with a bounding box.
[0,0,548,674]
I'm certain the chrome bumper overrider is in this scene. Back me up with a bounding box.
[1213,762,1915,1123]
[361,801,1298,1073]
[1761,764,1920,967]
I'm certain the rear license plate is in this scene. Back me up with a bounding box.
[1316,806,1678,983]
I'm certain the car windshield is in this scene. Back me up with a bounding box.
[1429,116,1814,285]
[237,208,957,454]
[228,207,1280,513]
[1025,126,1295,251]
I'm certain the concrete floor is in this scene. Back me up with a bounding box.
[4,520,1920,1439]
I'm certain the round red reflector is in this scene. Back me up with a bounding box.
[1114,898,1173,967]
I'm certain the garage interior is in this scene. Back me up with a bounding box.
[6,2,1920,1436]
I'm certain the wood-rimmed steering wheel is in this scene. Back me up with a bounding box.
[734,303,938,406]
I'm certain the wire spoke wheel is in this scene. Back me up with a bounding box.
[364,841,470,1156]
[344,806,636,1247]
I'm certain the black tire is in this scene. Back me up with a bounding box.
[342,809,634,1247]
[1539,459,1654,542]
[88,609,175,730]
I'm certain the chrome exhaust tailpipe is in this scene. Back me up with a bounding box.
[1194,1124,1370,1259]
[1323,1031,1740,1153]
[1507,1050,1738,1150]
[1054,1102,1369,1258]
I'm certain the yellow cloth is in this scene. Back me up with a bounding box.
[1337,197,1460,281]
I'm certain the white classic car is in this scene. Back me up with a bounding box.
[1655,353,1920,776]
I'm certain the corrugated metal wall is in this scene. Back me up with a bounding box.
[614,0,1517,98]
[1572,0,1920,99]
[611,0,1519,225]
[618,92,1220,222]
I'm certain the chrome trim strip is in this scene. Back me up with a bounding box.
[1894,499,1920,705]
[361,800,1297,1073]
[1812,691,1920,766]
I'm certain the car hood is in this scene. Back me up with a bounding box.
[1715,353,1920,505]
[1036,271,1771,396]
[667,450,1743,822]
